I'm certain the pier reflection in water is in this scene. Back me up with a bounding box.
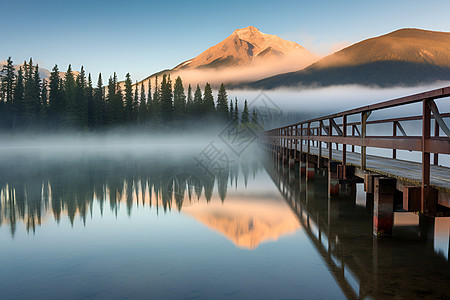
[0,148,449,299]
[266,158,450,299]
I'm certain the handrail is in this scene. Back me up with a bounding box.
[266,86,450,132]
[263,86,450,214]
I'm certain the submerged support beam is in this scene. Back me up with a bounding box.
[373,177,395,237]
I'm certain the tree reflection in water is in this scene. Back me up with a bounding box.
[0,152,262,237]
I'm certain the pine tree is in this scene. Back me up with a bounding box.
[1,57,15,109]
[186,84,193,116]
[23,59,39,122]
[124,73,133,123]
[153,76,159,104]
[133,81,139,123]
[193,84,202,116]
[229,100,233,121]
[251,108,258,125]
[138,82,147,123]
[107,73,124,125]
[146,79,152,119]
[152,76,161,123]
[87,73,95,128]
[114,73,124,124]
[64,64,76,125]
[48,65,64,123]
[233,98,239,124]
[173,76,186,120]
[32,63,42,120]
[159,74,173,123]
[203,83,215,114]
[241,100,249,124]
[13,66,24,126]
[216,83,228,120]
[74,66,88,128]
[40,79,48,121]
[94,73,104,127]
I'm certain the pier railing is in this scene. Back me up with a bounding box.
[264,86,450,213]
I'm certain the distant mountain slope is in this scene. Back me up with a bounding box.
[247,28,450,89]
[137,26,319,87]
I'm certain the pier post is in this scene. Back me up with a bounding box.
[364,174,381,194]
[421,99,438,215]
[328,161,340,197]
[373,177,395,237]
[402,186,421,211]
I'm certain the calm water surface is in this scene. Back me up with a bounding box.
[0,145,449,299]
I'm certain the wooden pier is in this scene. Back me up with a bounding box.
[263,86,450,236]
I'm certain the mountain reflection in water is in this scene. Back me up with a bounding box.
[183,194,300,250]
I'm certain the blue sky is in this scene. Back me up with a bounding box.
[2,0,450,81]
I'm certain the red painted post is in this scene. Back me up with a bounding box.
[373,177,395,237]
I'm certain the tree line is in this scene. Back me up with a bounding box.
[0,57,260,130]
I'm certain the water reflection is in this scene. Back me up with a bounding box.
[266,159,450,299]
[2,147,449,299]
[183,196,299,250]
[0,151,300,250]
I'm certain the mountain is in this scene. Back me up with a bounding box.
[246,28,450,89]
[137,26,318,87]
[173,26,316,70]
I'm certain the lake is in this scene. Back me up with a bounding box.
[0,138,449,299]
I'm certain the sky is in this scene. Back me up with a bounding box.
[2,0,450,82]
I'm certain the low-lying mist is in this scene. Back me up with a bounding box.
[229,82,450,121]
[1,83,448,166]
